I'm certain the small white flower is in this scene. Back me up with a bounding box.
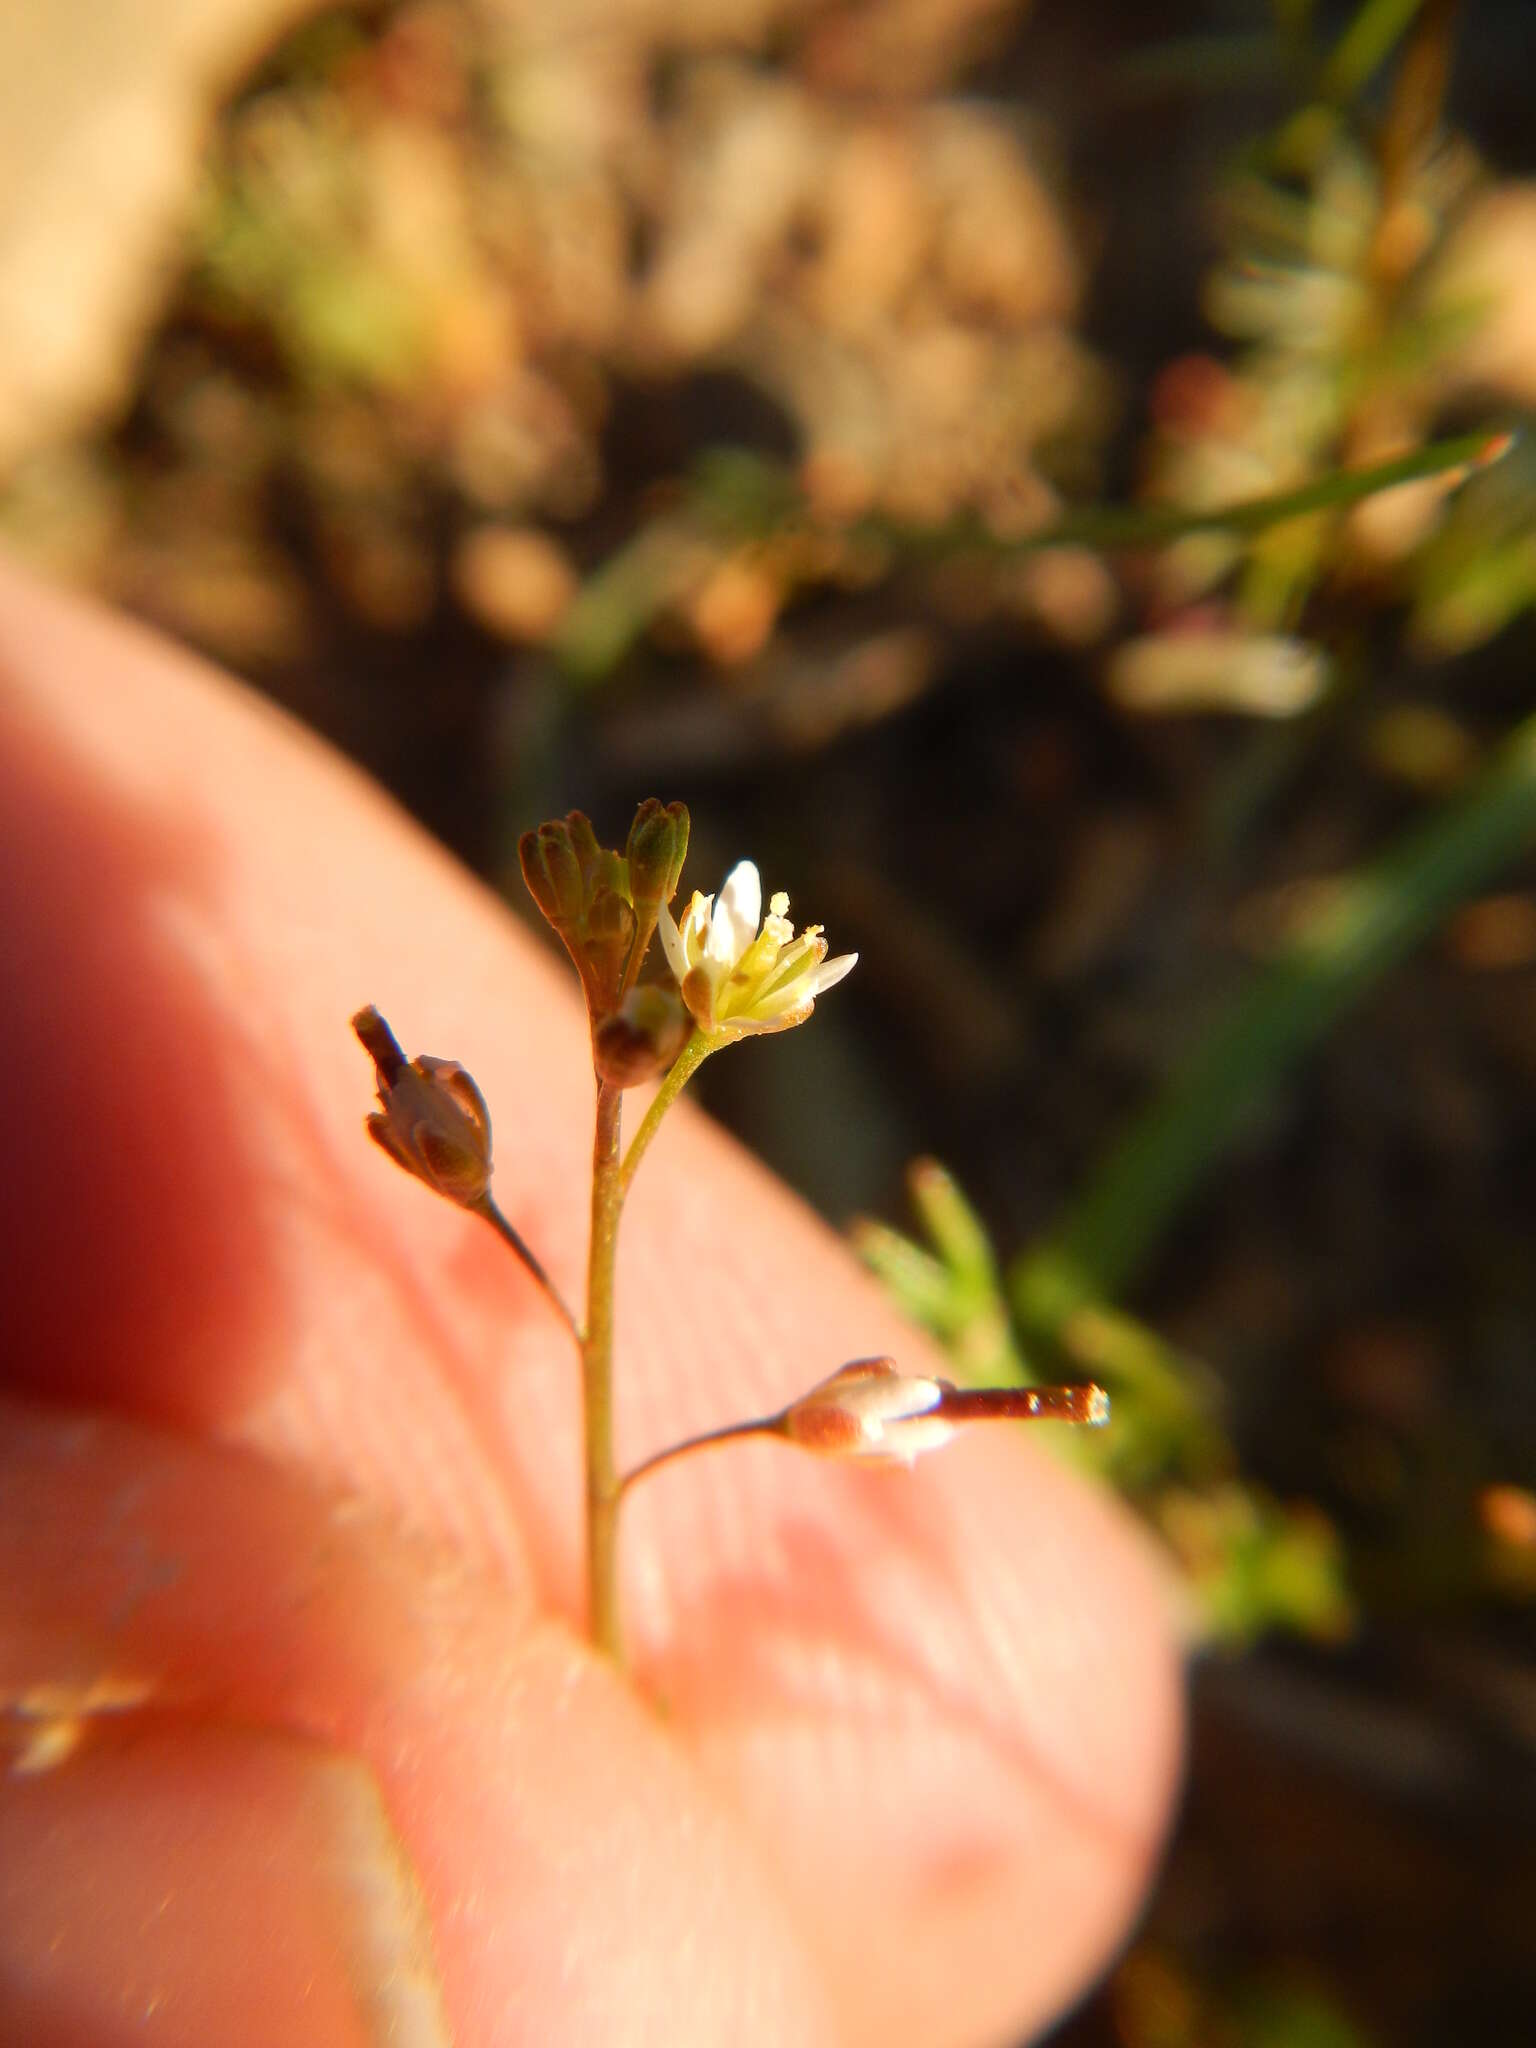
[780,1358,957,1467]
[658,858,856,1038]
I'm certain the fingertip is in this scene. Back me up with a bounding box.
[629,1422,1183,2047]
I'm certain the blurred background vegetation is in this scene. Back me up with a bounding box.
[4,0,1534,2040]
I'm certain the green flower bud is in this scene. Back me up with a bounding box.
[565,811,628,907]
[582,887,637,1012]
[519,806,687,1029]
[519,820,584,930]
[626,799,690,912]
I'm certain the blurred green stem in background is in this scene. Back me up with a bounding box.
[866,681,1536,1645]
[860,1162,1351,1643]
[859,1167,1223,1491]
[1014,703,1536,1339]
[967,432,1506,554]
[554,432,1511,685]
[1318,0,1430,104]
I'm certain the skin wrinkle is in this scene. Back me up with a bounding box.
[251,1084,527,1571]
[198,917,560,1580]
[260,1182,541,1578]
[643,1486,1161,1868]
[0,558,1182,2048]
[615,1126,1175,1852]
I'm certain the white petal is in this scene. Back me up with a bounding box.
[870,1413,957,1464]
[806,951,857,998]
[708,1012,785,1038]
[708,861,761,969]
[657,897,691,985]
[845,1372,945,1424]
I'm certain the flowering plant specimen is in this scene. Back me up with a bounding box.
[355,802,1107,1665]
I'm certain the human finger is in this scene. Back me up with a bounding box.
[0,558,1182,2045]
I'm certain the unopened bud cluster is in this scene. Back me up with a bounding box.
[520,802,690,1075]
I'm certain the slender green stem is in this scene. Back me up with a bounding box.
[583,1078,625,1661]
[964,432,1507,552]
[619,1031,720,1195]
[578,1032,721,1662]
[619,1417,781,1497]
[472,1194,581,1346]
[1319,0,1429,103]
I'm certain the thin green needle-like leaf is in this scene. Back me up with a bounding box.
[554,432,1510,683]
[552,525,687,684]
[1319,0,1429,103]
[1109,33,1302,102]
[986,431,1508,554]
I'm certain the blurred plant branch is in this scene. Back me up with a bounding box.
[553,431,1511,685]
